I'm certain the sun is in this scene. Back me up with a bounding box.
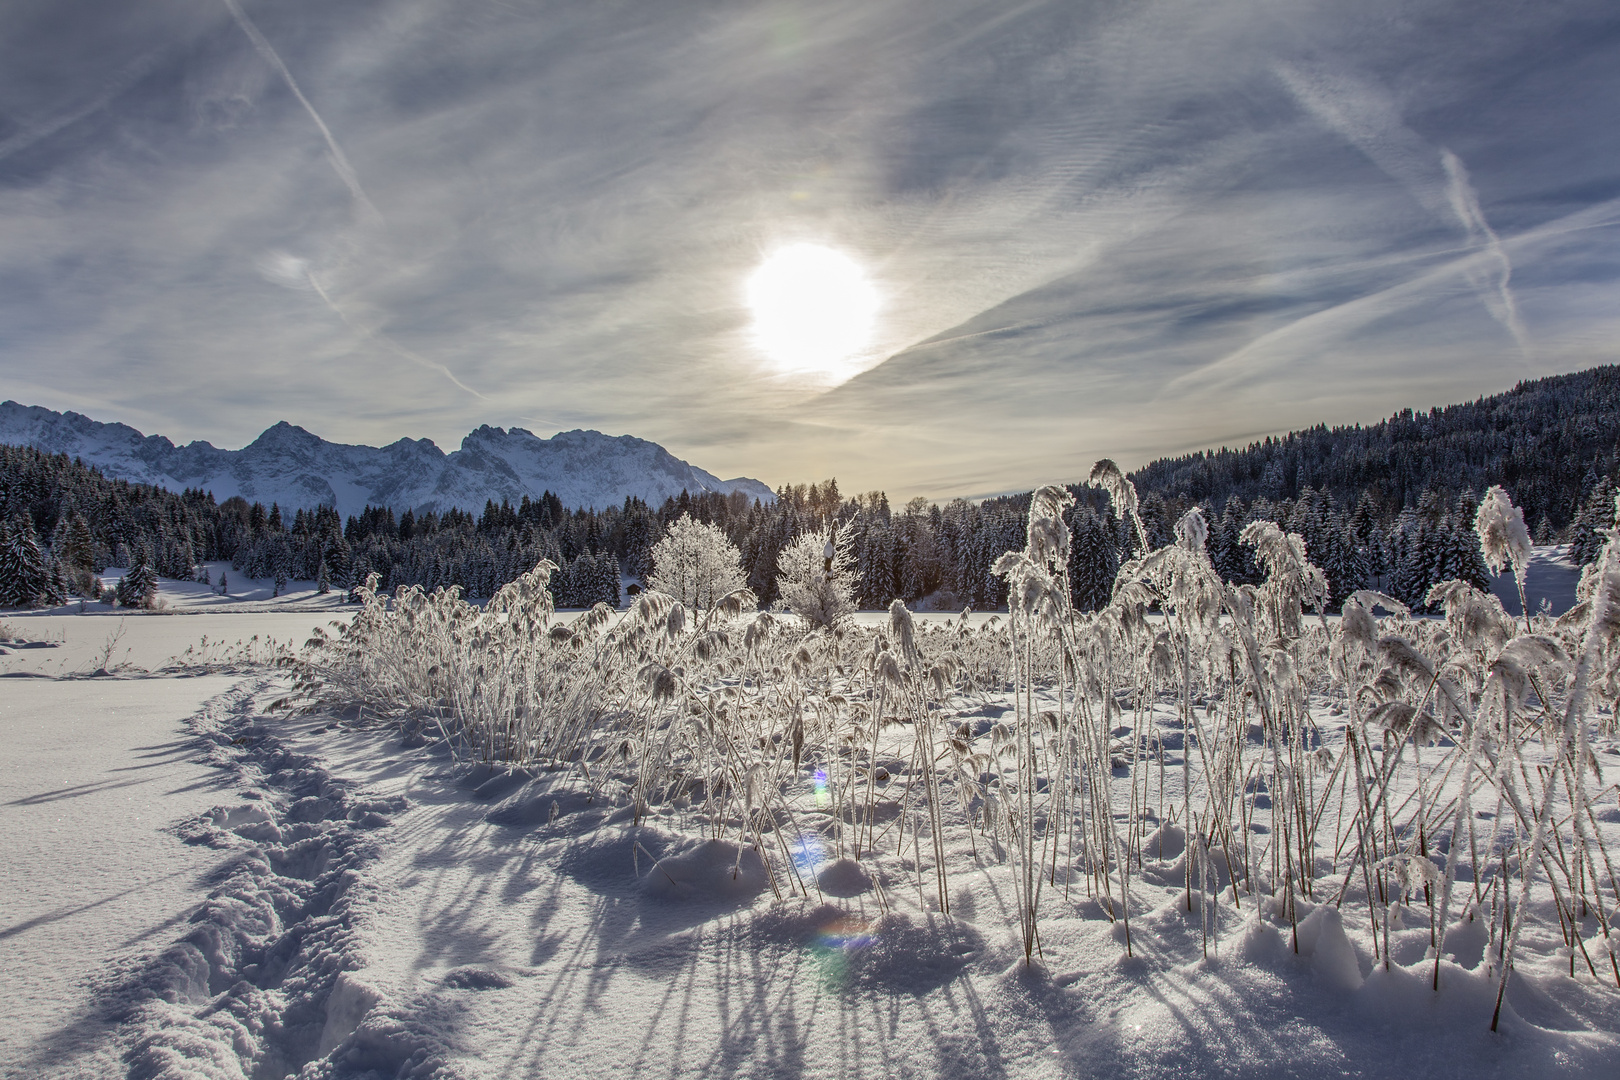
[746,243,879,376]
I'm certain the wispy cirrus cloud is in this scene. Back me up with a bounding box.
[1275,62,1531,355]
[0,0,1616,498]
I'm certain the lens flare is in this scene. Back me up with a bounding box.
[814,914,877,950]
[806,912,878,988]
[791,831,825,877]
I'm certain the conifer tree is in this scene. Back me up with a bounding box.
[1,515,62,608]
[1067,507,1118,612]
[118,561,157,609]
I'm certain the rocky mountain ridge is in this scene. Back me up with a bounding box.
[0,401,773,517]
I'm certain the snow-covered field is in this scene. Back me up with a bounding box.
[3,531,1617,1079]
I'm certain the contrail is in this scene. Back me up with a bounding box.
[305,269,485,400]
[1167,192,1620,396]
[1441,149,1530,356]
[221,0,380,219]
[0,48,166,163]
[1277,63,1531,356]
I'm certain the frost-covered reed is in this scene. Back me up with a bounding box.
[286,475,1620,1028]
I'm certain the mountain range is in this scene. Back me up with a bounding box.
[0,402,773,517]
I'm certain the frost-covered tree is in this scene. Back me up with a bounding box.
[620,499,660,583]
[1,516,63,609]
[856,515,897,609]
[1067,507,1118,612]
[552,551,620,609]
[593,551,621,608]
[648,514,746,610]
[117,561,157,609]
[1569,477,1615,566]
[51,512,96,598]
[775,523,857,629]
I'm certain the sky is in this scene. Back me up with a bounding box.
[1,0,1618,500]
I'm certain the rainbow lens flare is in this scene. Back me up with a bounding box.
[806,912,878,988]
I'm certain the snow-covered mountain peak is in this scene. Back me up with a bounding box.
[246,421,323,450]
[0,401,772,516]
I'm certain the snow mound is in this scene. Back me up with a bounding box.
[753,902,991,992]
[553,826,671,894]
[484,783,603,830]
[317,972,384,1058]
[439,967,515,991]
[816,856,874,897]
[640,838,768,903]
[1294,905,1364,992]
[298,995,464,1080]
[1141,822,1187,861]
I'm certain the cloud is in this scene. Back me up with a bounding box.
[0,47,168,165]
[219,0,378,220]
[0,0,1617,497]
[1440,148,1530,355]
[1275,62,1531,355]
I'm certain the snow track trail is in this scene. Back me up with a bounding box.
[2,673,424,1080]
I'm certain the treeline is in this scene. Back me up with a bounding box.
[1128,363,1620,535]
[0,439,1503,615]
[1,443,231,605]
[6,357,1619,612]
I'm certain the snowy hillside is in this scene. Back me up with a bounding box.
[0,401,773,516]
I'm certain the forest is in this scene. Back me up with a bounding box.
[3,363,1619,612]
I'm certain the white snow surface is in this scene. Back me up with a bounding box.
[2,612,1619,1079]
[0,401,773,516]
[1487,545,1582,617]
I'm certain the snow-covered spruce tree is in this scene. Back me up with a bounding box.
[551,555,580,608]
[1,515,63,608]
[50,511,98,597]
[647,514,747,612]
[620,499,659,583]
[1569,476,1614,566]
[592,551,621,608]
[775,521,857,629]
[117,561,157,609]
[1066,504,1118,611]
[0,518,19,607]
[321,529,352,590]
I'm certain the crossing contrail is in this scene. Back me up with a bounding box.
[221,0,380,220]
[305,268,485,400]
[0,48,166,164]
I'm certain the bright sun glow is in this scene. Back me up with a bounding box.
[746,243,879,375]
